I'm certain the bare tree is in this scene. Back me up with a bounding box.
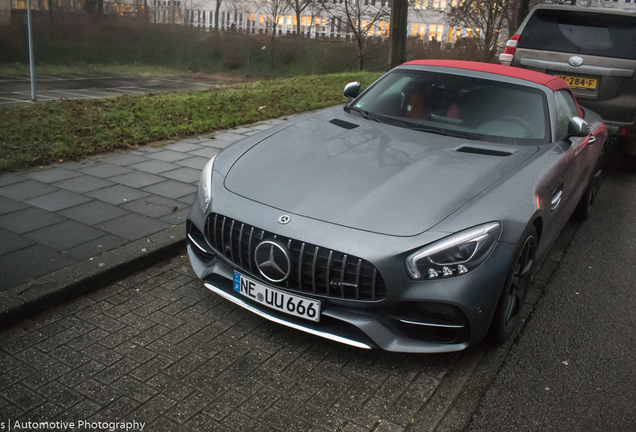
[323,0,390,71]
[446,0,508,62]
[286,0,313,36]
[259,0,292,68]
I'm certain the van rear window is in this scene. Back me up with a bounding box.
[518,9,636,60]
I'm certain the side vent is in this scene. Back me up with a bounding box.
[456,146,513,157]
[329,118,359,130]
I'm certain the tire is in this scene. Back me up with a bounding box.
[489,224,538,344]
[573,145,605,222]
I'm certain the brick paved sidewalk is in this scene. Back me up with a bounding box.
[0,115,296,326]
[0,255,458,432]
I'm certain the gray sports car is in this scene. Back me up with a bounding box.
[186,60,607,353]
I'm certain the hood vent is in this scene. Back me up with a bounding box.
[329,118,359,130]
[456,146,513,157]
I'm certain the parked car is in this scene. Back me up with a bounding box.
[500,4,636,153]
[186,60,607,353]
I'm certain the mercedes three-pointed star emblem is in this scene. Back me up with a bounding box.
[254,240,291,283]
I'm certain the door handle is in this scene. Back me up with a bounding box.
[588,134,596,144]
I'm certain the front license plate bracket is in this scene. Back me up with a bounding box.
[233,272,321,322]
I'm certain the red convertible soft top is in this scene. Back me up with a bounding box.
[403,60,570,92]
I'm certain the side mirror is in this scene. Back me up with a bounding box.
[567,116,591,138]
[344,81,361,101]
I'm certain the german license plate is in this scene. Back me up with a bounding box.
[554,74,598,90]
[233,272,321,322]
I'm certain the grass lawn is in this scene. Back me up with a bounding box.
[0,72,383,172]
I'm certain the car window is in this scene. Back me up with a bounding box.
[554,90,578,140]
[351,69,550,145]
[518,9,636,60]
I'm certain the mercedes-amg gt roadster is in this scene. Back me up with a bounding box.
[186,60,607,353]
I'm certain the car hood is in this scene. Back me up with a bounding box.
[224,112,539,236]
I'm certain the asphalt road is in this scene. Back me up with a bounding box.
[466,159,636,431]
[0,74,224,106]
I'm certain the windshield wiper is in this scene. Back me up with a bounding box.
[409,126,478,141]
[347,106,384,124]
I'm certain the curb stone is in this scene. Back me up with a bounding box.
[0,223,186,329]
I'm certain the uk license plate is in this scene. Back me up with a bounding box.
[233,272,321,322]
[554,74,598,90]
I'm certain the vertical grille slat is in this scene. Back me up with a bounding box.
[238,223,245,268]
[247,227,255,272]
[371,269,377,301]
[204,213,386,301]
[229,219,235,262]
[298,243,305,291]
[354,259,362,300]
[311,246,319,294]
[213,214,219,250]
[340,255,348,298]
[221,217,227,257]
[325,250,333,297]
[286,239,293,288]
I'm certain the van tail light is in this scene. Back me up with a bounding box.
[499,35,520,66]
[620,127,636,136]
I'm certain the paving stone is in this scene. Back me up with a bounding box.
[188,147,222,158]
[0,227,35,256]
[0,195,29,215]
[24,190,93,212]
[0,384,46,411]
[24,221,105,252]
[0,207,67,234]
[159,208,190,225]
[212,132,245,142]
[58,200,130,226]
[142,180,197,199]
[0,179,58,200]
[163,142,204,152]
[121,195,188,218]
[176,157,210,170]
[0,245,76,291]
[108,171,166,188]
[161,167,201,183]
[95,213,169,241]
[178,193,197,204]
[147,150,191,162]
[86,185,150,205]
[0,172,27,187]
[54,175,115,193]
[23,167,84,183]
[77,163,133,178]
[94,153,149,166]
[75,379,120,405]
[127,160,181,174]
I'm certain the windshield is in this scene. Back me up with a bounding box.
[518,10,636,61]
[348,69,550,145]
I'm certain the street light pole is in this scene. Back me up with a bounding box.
[26,0,36,101]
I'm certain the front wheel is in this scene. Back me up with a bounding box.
[489,225,538,344]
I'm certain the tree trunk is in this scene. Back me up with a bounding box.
[517,0,529,29]
[214,0,222,37]
[356,38,364,71]
[388,0,408,69]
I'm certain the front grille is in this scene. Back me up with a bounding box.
[204,213,386,301]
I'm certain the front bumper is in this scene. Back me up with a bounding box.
[186,210,516,353]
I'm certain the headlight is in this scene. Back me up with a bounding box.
[197,155,216,212]
[406,222,501,280]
